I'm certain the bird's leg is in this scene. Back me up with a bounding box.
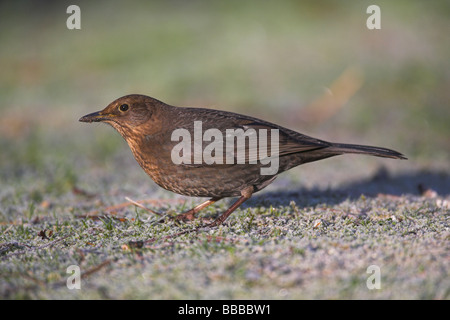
[208,186,253,227]
[175,197,222,221]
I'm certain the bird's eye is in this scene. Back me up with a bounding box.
[119,104,129,112]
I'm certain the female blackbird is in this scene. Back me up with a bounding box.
[80,94,406,226]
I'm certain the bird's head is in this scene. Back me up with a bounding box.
[79,94,165,139]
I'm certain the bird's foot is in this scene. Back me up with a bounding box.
[173,212,214,224]
[174,211,196,221]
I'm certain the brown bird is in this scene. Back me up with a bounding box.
[79,94,406,226]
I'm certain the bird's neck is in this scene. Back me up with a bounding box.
[125,134,159,174]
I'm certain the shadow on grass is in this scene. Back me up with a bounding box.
[243,167,450,208]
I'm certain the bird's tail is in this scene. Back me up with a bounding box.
[328,143,407,160]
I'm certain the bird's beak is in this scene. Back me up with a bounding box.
[79,111,108,123]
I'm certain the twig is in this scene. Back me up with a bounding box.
[81,259,112,279]
[2,234,73,259]
[79,198,186,219]
[125,196,163,216]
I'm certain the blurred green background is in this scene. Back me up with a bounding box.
[0,0,449,195]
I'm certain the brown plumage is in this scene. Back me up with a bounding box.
[79,94,406,226]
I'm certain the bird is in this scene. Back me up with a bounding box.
[79,94,406,226]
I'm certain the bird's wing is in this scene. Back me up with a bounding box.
[240,121,329,162]
[179,117,329,167]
